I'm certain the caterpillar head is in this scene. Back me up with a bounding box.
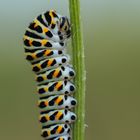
[59,16,71,37]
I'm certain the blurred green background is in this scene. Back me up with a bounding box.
[0,0,140,140]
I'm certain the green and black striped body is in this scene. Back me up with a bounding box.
[23,10,76,140]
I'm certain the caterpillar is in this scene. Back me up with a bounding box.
[23,10,77,140]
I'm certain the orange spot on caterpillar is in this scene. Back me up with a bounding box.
[55,81,62,90]
[29,40,33,46]
[45,101,48,106]
[45,114,50,121]
[55,111,62,120]
[43,27,49,33]
[53,69,60,78]
[41,39,48,46]
[57,125,63,134]
[55,96,62,105]
[44,50,51,56]
[47,59,54,67]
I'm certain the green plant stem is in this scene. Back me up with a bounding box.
[69,0,86,140]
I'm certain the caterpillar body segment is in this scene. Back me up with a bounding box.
[38,95,77,111]
[26,27,63,43]
[41,124,71,139]
[37,80,75,97]
[35,65,75,83]
[40,109,76,126]
[23,36,66,50]
[32,55,70,74]
[23,10,76,140]
[25,49,65,63]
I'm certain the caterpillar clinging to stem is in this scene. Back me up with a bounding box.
[23,10,77,140]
